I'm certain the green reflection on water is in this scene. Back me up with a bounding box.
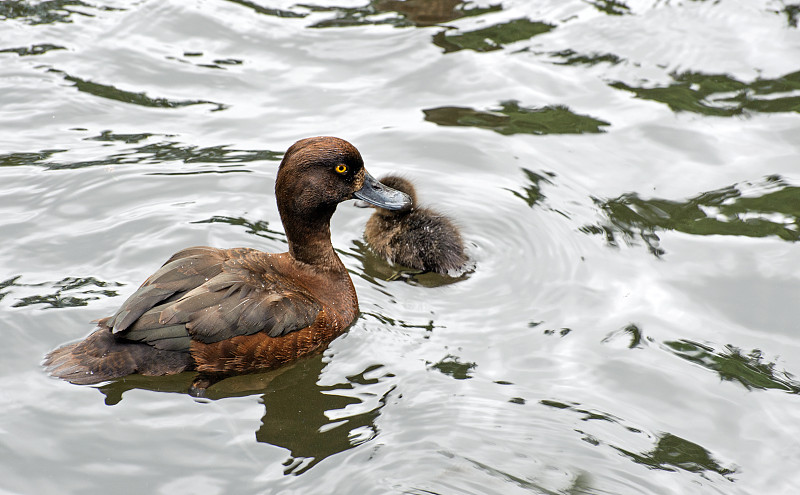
[582,176,800,257]
[541,399,736,481]
[540,399,624,424]
[458,454,595,494]
[98,357,394,476]
[193,215,287,243]
[611,70,800,116]
[615,433,736,480]
[780,3,800,27]
[585,0,631,16]
[8,276,122,309]
[433,18,554,53]
[47,69,228,111]
[0,150,66,168]
[0,0,112,25]
[0,133,281,170]
[424,101,610,135]
[507,168,555,208]
[0,43,65,56]
[86,130,154,144]
[0,276,22,303]
[303,0,500,28]
[548,49,624,67]
[258,361,393,475]
[222,0,306,19]
[427,354,476,379]
[601,323,648,349]
[663,340,800,394]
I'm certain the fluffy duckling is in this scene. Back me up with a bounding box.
[363,175,467,275]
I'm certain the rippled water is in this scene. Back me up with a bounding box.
[2,0,800,494]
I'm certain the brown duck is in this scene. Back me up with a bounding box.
[44,137,411,388]
[362,175,467,275]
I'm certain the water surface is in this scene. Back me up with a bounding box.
[2,0,800,494]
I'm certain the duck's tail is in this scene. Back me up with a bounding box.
[43,326,192,385]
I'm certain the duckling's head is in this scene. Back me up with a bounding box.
[276,137,412,221]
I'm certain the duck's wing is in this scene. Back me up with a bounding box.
[106,247,321,351]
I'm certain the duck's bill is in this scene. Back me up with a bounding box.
[354,170,412,211]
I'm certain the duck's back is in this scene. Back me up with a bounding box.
[365,208,466,274]
[44,246,358,383]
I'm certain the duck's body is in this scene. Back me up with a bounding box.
[44,137,411,386]
[364,175,466,275]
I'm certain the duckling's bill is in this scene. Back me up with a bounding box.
[354,171,412,211]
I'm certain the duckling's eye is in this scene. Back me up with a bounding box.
[335,164,348,174]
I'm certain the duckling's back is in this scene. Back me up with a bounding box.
[365,206,466,275]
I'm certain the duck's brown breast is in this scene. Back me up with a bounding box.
[190,307,350,373]
[189,258,359,374]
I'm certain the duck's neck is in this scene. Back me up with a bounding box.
[281,207,342,269]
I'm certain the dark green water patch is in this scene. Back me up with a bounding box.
[507,168,556,208]
[166,53,245,71]
[542,399,736,481]
[0,276,22,303]
[460,454,594,493]
[614,433,736,481]
[423,101,610,135]
[9,276,122,309]
[543,327,572,337]
[540,399,633,426]
[779,3,800,27]
[428,354,476,379]
[663,339,800,394]
[192,216,287,243]
[601,323,650,349]
[610,70,800,116]
[222,0,306,19]
[547,48,625,67]
[255,359,393,475]
[86,130,155,144]
[0,43,66,56]
[0,0,119,25]
[585,0,631,16]
[98,357,394,476]
[47,68,227,111]
[0,136,281,170]
[362,311,437,339]
[0,149,67,168]
[581,175,800,257]
[433,18,555,53]
[303,0,500,28]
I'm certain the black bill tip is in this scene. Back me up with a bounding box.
[354,171,412,211]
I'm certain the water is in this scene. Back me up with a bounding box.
[2,0,800,493]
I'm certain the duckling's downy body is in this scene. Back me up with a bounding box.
[44,137,411,386]
[364,175,466,275]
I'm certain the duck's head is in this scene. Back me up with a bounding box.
[276,137,412,220]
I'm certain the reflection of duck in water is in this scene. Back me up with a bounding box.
[361,175,467,275]
[44,137,411,389]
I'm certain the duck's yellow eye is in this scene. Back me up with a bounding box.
[335,164,347,174]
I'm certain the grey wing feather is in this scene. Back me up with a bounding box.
[108,247,321,349]
[107,247,226,334]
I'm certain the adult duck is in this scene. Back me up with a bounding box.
[362,175,466,275]
[44,136,411,388]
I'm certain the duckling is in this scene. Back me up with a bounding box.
[43,137,412,387]
[363,175,467,275]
